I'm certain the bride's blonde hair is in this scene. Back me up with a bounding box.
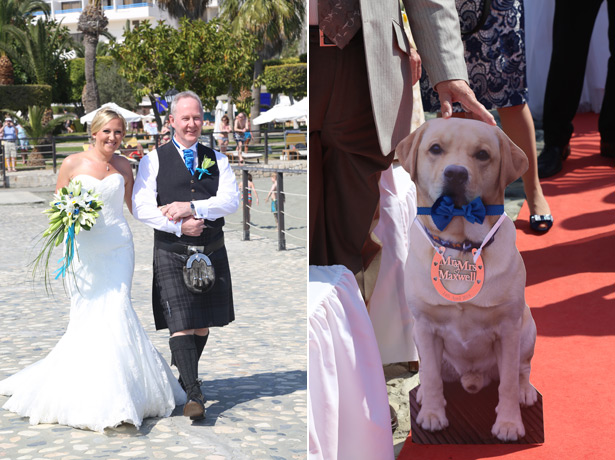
[90,108,127,136]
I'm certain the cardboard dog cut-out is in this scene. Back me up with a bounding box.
[396,118,538,442]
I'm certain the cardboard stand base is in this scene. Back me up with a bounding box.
[410,382,544,444]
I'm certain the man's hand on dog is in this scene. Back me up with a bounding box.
[435,79,497,126]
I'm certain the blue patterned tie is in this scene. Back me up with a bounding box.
[183,149,194,175]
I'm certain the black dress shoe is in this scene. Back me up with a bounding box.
[600,140,615,158]
[538,144,570,178]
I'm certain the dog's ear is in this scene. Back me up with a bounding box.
[497,127,529,190]
[395,121,427,180]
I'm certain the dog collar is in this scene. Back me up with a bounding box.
[421,225,495,253]
[416,212,507,264]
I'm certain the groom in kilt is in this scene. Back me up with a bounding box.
[133,91,239,420]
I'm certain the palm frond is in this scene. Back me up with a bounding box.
[2,106,73,143]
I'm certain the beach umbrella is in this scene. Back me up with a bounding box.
[80,102,143,125]
[252,98,307,125]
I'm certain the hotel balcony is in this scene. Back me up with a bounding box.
[42,0,219,41]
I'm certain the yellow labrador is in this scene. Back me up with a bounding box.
[396,118,538,441]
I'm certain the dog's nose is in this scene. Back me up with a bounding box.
[443,165,468,186]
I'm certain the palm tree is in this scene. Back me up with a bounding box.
[0,0,49,84]
[3,106,72,166]
[77,0,108,113]
[71,29,115,58]
[2,19,71,87]
[156,0,213,21]
[220,0,305,134]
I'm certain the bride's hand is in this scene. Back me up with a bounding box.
[181,216,205,237]
[162,201,192,223]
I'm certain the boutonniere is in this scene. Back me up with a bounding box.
[196,157,215,180]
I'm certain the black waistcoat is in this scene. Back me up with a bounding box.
[154,141,224,246]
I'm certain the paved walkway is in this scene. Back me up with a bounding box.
[0,177,307,459]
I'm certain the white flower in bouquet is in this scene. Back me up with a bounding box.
[31,179,104,291]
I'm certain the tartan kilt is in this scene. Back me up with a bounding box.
[152,243,235,333]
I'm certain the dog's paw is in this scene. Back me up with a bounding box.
[416,385,423,405]
[417,406,449,432]
[491,416,525,441]
[519,382,538,407]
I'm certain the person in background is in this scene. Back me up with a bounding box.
[16,122,28,165]
[219,115,231,157]
[265,173,279,228]
[2,117,18,172]
[245,172,259,223]
[537,0,615,177]
[159,119,171,146]
[233,112,248,165]
[243,117,252,156]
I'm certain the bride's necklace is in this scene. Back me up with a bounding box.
[91,152,111,171]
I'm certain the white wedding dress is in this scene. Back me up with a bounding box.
[0,173,186,432]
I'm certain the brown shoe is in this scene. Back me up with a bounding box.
[183,395,206,420]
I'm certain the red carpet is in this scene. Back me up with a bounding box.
[398,112,615,459]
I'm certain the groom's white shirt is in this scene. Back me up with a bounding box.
[132,141,239,236]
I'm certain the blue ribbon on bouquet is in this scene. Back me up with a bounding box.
[54,223,76,279]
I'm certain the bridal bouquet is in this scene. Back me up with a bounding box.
[32,179,103,290]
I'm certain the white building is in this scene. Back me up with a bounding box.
[43,0,220,42]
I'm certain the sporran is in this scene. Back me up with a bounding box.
[182,247,216,294]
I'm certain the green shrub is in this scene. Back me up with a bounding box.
[0,85,52,112]
[260,63,306,100]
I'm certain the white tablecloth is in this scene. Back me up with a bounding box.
[308,265,394,460]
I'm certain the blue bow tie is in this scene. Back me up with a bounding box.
[417,196,504,231]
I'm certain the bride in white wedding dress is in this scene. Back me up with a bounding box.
[0,108,185,432]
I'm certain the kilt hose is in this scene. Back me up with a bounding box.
[152,242,234,334]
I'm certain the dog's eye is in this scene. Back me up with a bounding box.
[474,149,490,161]
[428,144,443,155]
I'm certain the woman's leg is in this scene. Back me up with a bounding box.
[498,104,552,229]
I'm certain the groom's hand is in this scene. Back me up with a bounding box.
[161,201,192,223]
[181,216,205,237]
